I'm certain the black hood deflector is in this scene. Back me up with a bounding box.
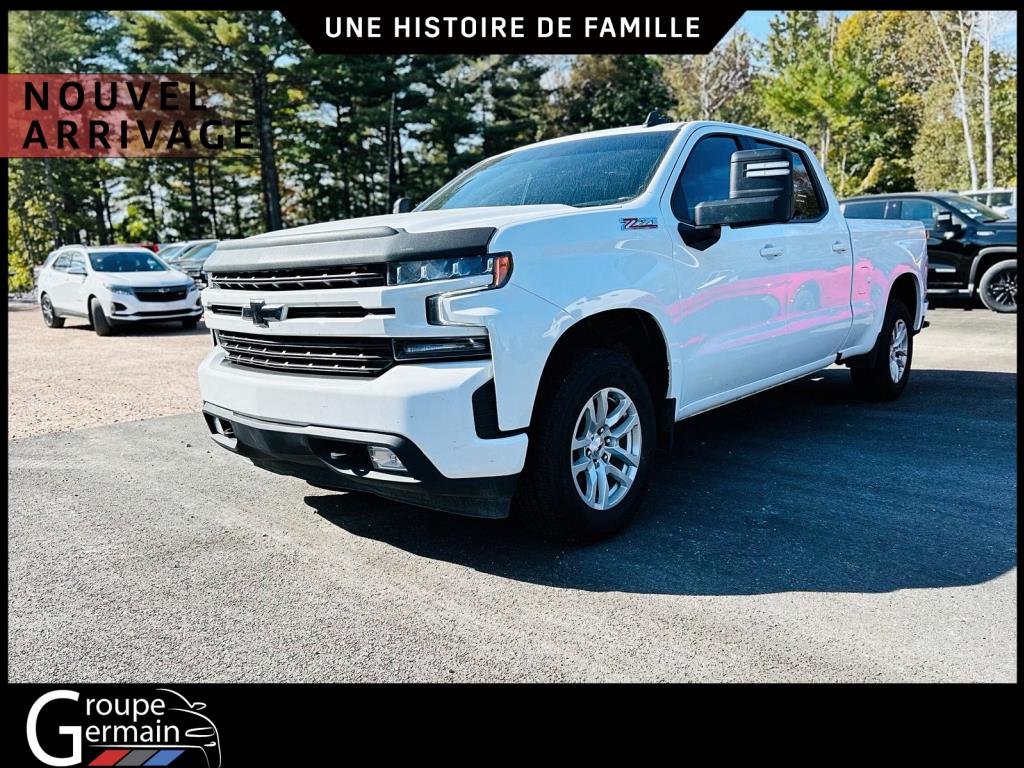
[205,226,497,273]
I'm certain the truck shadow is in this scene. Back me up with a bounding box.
[306,367,1017,596]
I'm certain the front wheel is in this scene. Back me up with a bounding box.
[90,298,115,336]
[513,348,656,543]
[978,259,1017,313]
[850,299,913,401]
[40,294,65,328]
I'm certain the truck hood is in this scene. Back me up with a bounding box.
[96,270,192,287]
[206,205,576,273]
[246,205,575,242]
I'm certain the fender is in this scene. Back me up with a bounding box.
[968,246,1017,290]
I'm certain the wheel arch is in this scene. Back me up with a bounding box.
[970,247,1017,291]
[531,307,674,439]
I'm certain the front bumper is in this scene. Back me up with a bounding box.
[202,404,517,518]
[106,289,203,322]
[198,349,529,516]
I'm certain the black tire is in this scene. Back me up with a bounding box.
[978,259,1017,313]
[181,317,200,329]
[850,298,913,401]
[513,348,656,543]
[89,298,115,336]
[40,294,65,328]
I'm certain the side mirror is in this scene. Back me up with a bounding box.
[68,264,87,276]
[694,148,795,227]
[392,197,413,214]
[934,211,961,239]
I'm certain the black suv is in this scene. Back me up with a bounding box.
[841,192,1017,313]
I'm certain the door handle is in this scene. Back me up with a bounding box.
[831,241,849,253]
[759,245,783,260]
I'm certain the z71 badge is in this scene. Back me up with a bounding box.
[620,217,659,230]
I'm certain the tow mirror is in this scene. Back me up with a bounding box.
[934,211,960,239]
[694,148,795,227]
[393,197,413,214]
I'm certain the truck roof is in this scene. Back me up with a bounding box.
[509,120,814,156]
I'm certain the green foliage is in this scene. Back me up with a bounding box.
[555,55,672,133]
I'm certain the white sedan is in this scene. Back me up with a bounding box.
[37,245,203,336]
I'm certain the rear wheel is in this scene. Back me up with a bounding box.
[513,348,655,543]
[850,298,913,400]
[978,259,1017,313]
[89,298,115,336]
[40,294,65,328]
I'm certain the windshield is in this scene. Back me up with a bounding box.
[159,245,186,261]
[173,242,217,263]
[419,131,676,211]
[946,195,1007,223]
[89,251,168,272]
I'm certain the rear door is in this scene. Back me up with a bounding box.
[664,130,795,408]
[748,138,854,368]
[46,253,73,311]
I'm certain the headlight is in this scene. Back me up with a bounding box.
[387,253,512,287]
[105,284,134,295]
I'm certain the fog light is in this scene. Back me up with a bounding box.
[367,446,405,472]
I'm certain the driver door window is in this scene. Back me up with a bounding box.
[897,199,940,230]
[671,135,741,223]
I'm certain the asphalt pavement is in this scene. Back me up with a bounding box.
[7,304,1017,682]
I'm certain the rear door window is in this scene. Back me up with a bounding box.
[52,254,71,271]
[751,139,824,220]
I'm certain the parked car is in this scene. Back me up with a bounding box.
[198,119,927,542]
[37,245,203,335]
[842,192,1017,313]
[168,240,220,286]
[158,240,201,262]
[961,187,1017,220]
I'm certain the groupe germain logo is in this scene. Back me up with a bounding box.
[26,689,221,768]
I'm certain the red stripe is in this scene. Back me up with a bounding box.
[90,749,132,766]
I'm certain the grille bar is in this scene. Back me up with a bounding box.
[219,331,394,377]
[209,264,387,291]
[209,305,394,319]
[135,287,189,302]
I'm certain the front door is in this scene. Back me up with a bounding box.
[664,132,795,410]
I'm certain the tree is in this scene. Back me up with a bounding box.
[930,11,980,190]
[555,55,672,134]
[661,30,755,122]
[127,11,301,230]
[477,55,550,156]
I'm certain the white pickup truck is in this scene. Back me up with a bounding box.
[198,119,928,542]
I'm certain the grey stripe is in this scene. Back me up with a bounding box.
[116,749,159,766]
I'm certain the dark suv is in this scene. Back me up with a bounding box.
[841,192,1017,313]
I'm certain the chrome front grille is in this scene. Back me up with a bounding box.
[218,331,394,377]
[209,264,387,291]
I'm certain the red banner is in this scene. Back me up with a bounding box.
[1,73,255,158]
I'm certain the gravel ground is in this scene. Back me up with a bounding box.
[7,302,210,439]
[6,303,1017,682]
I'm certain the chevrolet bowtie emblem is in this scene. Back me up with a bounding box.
[242,300,285,327]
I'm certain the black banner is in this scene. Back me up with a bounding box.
[280,12,746,54]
